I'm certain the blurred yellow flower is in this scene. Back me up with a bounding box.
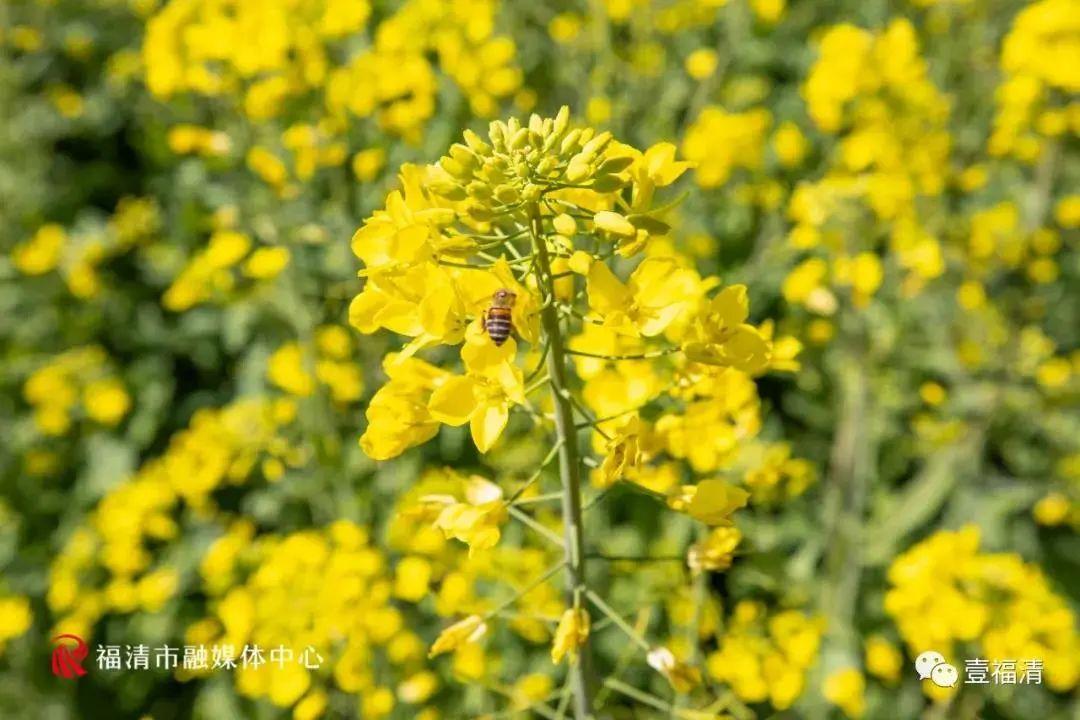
[243,247,291,279]
[824,668,866,719]
[685,49,718,80]
[864,635,903,683]
[83,378,131,426]
[0,596,33,651]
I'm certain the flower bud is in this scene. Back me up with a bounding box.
[495,184,520,204]
[440,157,471,180]
[560,129,582,155]
[488,121,506,150]
[565,155,592,183]
[553,105,570,136]
[466,181,492,199]
[509,127,530,150]
[582,131,612,157]
[593,211,636,237]
[553,214,577,236]
[536,157,558,175]
[462,129,491,155]
[431,181,466,201]
[449,144,477,168]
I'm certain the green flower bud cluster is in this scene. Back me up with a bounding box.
[429,106,632,223]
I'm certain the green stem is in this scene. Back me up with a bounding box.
[486,560,566,620]
[601,679,671,713]
[508,507,565,549]
[819,345,872,675]
[586,589,650,652]
[565,347,679,361]
[530,202,595,719]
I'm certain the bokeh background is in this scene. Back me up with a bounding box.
[1,0,1078,718]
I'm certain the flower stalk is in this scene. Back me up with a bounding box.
[530,202,595,719]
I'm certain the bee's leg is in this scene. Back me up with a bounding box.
[480,309,488,334]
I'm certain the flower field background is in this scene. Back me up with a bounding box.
[1,0,1078,718]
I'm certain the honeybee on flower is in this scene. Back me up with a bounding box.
[481,288,517,346]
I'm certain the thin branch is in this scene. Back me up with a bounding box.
[566,347,680,361]
[486,560,567,619]
[586,589,651,652]
[508,507,566,549]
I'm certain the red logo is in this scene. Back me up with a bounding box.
[51,634,88,679]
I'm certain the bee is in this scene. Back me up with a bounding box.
[482,288,517,346]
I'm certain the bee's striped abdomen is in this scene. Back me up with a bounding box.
[484,307,514,346]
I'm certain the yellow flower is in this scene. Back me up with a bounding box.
[598,416,646,487]
[1055,195,1080,227]
[137,568,178,612]
[83,379,131,426]
[0,596,33,647]
[430,615,487,658]
[361,687,395,718]
[833,252,883,306]
[267,343,316,397]
[919,382,946,407]
[13,224,66,275]
[427,336,526,453]
[549,13,582,43]
[885,525,1080,692]
[586,257,699,337]
[772,122,808,168]
[750,0,786,24]
[243,247,291,279]
[683,285,772,373]
[864,635,903,683]
[1033,492,1071,526]
[552,608,590,664]
[685,49,718,80]
[707,603,821,709]
[688,526,742,573]
[824,668,866,718]
[398,671,439,703]
[293,690,328,720]
[672,479,750,525]
[429,478,508,555]
[394,556,433,601]
[1036,357,1071,389]
[352,148,386,182]
[683,107,771,187]
[360,356,445,460]
[247,147,288,187]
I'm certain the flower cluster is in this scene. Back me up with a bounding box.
[267,326,365,404]
[192,521,442,719]
[786,18,952,308]
[23,347,131,436]
[145,0,521,147]
[705,600,824,711]
[352,109,776,464]
[990,0,1079,160]
[163,228,291,312]
[13,197,161,299]
[885,526,1080,693]
[48,397,301,640]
